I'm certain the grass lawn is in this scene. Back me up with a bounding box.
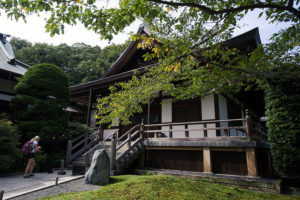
[40,174,299,200]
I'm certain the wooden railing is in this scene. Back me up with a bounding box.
[141,115,267,141]
[66,129,99,165]
[81,129,119,165]
[110,125,144,171]
[144,119,246,137]
[67,113,267,169]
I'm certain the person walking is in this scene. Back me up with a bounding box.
[24,136,40,178]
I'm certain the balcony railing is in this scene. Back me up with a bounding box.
[141,115,267,141]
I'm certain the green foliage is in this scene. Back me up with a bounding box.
[46,152,64,168]
[0,114,21,172]
[265,74,300,178]
[34,151,47,171]
[64,122,91,139]
[145,171,153,176]
[9,37,32,50]
[3,0,299,125]
[10,63,70,140]
[40,175,298,200]
[10,39,129,85]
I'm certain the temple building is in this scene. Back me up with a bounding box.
[67,25,272,181]
[0,33,29,113]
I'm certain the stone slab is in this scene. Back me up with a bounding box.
[131,168,281,194]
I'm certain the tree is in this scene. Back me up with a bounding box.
[9,37,32,50]
[10,63,70,141]
[2,0,299,176]
[10,37,128,85]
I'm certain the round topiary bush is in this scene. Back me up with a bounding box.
[10,63,70,140]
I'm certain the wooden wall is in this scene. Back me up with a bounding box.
[144,149,252,176]
[145,150,204,172]
[256,150,273,177]
[211,151,248,176]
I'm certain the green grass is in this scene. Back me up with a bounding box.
[40,175,299,200]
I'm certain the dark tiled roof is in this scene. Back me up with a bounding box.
[70,27,261,92]
[0,32,29,76]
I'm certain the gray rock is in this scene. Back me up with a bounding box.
[85,149,110,185]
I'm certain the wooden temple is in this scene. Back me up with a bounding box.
[68,25,272,178]
[0,33,29,113]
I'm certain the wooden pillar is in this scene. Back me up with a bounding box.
[66,140,72,165]
[245,109,251,138]
[169,125,173,138]
[110,133,117,171]
[246,148,258,177]
[127,132,131,148]
[98,126,104,140]
[86,88,93,127]
[140,122,144,138]
[185,124,189,138]
[203,147,212,173]
[203,123,208,137]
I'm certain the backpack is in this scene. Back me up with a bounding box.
[21,140,34,154]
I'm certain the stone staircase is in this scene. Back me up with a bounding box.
[67,125,145,175]
[114,139,145,175]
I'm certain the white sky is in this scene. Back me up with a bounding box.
[0,8,291,48]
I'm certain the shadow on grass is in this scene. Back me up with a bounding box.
[108,176,130,185]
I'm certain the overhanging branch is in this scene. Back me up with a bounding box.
[147,0,300,19]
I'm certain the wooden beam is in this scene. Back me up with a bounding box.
[203,147,212,173]
[246,148,258,177]
[86,88,92,126]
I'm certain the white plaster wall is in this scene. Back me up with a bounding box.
[172,125,185,138]
[218,94,228,136]
[103,129,118,139]
[161,99,172,122]
[207,123,216,137]
[110,117,119,127]
[161,99,172,137]
[238,109,245,136]
[201,94,216,136]
[201,94,215,120]
[90,110,96,128]
[188,124,204,138]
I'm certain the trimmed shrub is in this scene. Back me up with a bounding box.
[10,63,70,140]
[0,114,21,172]
[65,122,91,139]
[265,78,300,178]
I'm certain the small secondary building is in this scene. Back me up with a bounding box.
[68,25,271,178]
[0,33,29,113]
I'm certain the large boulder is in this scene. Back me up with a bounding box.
[85,149,110,185]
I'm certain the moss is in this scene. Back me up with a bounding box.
[39,175,299,200]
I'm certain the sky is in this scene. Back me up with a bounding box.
[0,8,291,48]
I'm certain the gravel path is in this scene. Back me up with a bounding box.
[9,178,102,200]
